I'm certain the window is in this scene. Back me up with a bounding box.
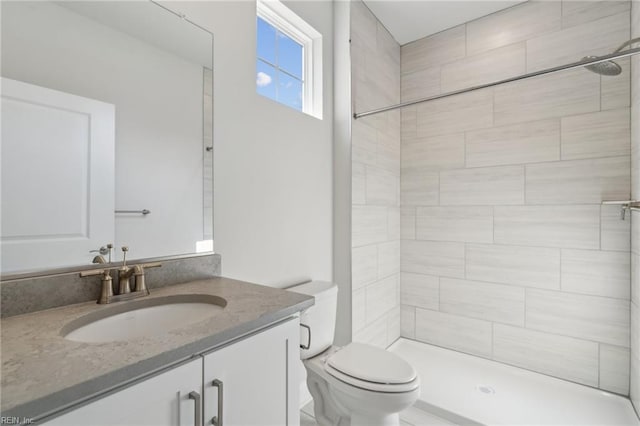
[256,0,322,118]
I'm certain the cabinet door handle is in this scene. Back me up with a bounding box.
[211,379,224,426]
[189,391,202,426]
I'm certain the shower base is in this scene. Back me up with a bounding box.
[388,338,639,425]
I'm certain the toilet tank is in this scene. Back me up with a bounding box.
[289,281,338,359]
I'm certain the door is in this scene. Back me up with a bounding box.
[1,77,115,273]
[42,359,202,426]
[203,318,300,426]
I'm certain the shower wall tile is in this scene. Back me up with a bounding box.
[378,240,401,278]
[602,58,631,111]
[416,89,493,138]
[352,206,388,247]
[465,119,560,168]
[494,205,600,249]
[525,156,631,205]
[465,243,561,290]
[401,107,417,142]
[401,168,439,206]
[352,244,378,290]
[365,165,399,206]
[526,12,630,72]
[493,69,600,126]
[400,305,416,338]
[561,249,631,300]
[401,207,416,239]
[599,344,631,394]
[440,166,525,206]
[440,43,526,93]
[526,289,630,347]
[401,240,465,278]
[465,1,561,55]
[352,162,366,205]
[415,308,493,358]
[388,306,402,344]
[388,207,401,241]
[493,324,599,387]
[439,278,525,326]
[366,274,399,323]
[561,108,631,160]
[353,313,388,349]
[631,0,639,411]
[401,25,466,74]
[400,272,439,310]
[561,0,630,29]
[415,206,493,243]
[401,67,440,103]
[601,204,631,252]
[401,133,465,171]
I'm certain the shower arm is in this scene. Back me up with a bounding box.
[614,37,640,53]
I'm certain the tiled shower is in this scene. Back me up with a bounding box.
[351,0,639,409]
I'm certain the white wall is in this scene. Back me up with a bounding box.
[163,1,334,287]
[1,1,206,262]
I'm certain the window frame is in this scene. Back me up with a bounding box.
[256,0,322,118]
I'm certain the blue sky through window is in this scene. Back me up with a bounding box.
[256,17,303,111]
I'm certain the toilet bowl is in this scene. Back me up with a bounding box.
[290,281,420,426]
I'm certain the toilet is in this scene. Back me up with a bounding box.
[290,281,420,426]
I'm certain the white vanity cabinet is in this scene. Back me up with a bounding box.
[42,359,202,426]
[41,318,300,426]
[203,317,300,426]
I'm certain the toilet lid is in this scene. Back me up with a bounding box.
[326,343,417,385]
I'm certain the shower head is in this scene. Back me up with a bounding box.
[582,37,640,76]
[582,56,622,76]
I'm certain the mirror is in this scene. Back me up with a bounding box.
[0,1,214,275]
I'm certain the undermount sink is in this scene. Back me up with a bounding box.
[62,294,227,343]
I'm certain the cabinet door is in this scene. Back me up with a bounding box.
[42,359,202,426]
[203,318,300,426]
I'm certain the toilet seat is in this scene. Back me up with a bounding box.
[324,343,419,393]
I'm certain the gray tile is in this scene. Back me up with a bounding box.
[527,12,630,72]
[401,168,439,206]
[401,207,416,240]
[352,206,388,247]
[400,272,439,310]
[416,89,493,138]
[353,313,388,348]
[561,249,630,300]
[401,67,440,103]
[440,278,525,326]
[526,288,630,347]
[602,58,631,111]
[401,107,417,142]
[352,162,366,205]
[599,344,630,395]
[466,119,560,168]
[401,240,465,278]
[601,204,631,252]
[466,243,561,290]
[441,43,526,93]
[415,308,493,357]
[400,305,416,339]
[388,207,401,241]
[387,305,401,345]
[352,118,377,167]
[402,133,465,171]
[494,68,600,126]
[366,165,399,206]
[494,205,600,249]
[466,1,561,55]
[440,166,525,206]
[561,0,630,28]
[416,206,493,243]
[366,275,399,323]
[378,240,401,278]
[561,108,631,160]
[352,244,378,290]
[402,25,466,74]
[493,324,599,387]
[525,156,631,205]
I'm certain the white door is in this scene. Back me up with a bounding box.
[1,78,115,273]
[42,359,202,426]
[203,319,300,426]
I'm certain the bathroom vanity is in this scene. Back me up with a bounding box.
[0,277,313,425]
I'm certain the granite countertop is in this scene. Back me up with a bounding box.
[1,277,314,421]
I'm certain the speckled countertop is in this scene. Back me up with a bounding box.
[1,277,313,421]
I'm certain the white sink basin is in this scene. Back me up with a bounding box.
[62,294,226,343]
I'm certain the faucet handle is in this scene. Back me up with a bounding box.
[121,246,129,268]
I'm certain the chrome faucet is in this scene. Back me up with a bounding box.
[80,245,161,304]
